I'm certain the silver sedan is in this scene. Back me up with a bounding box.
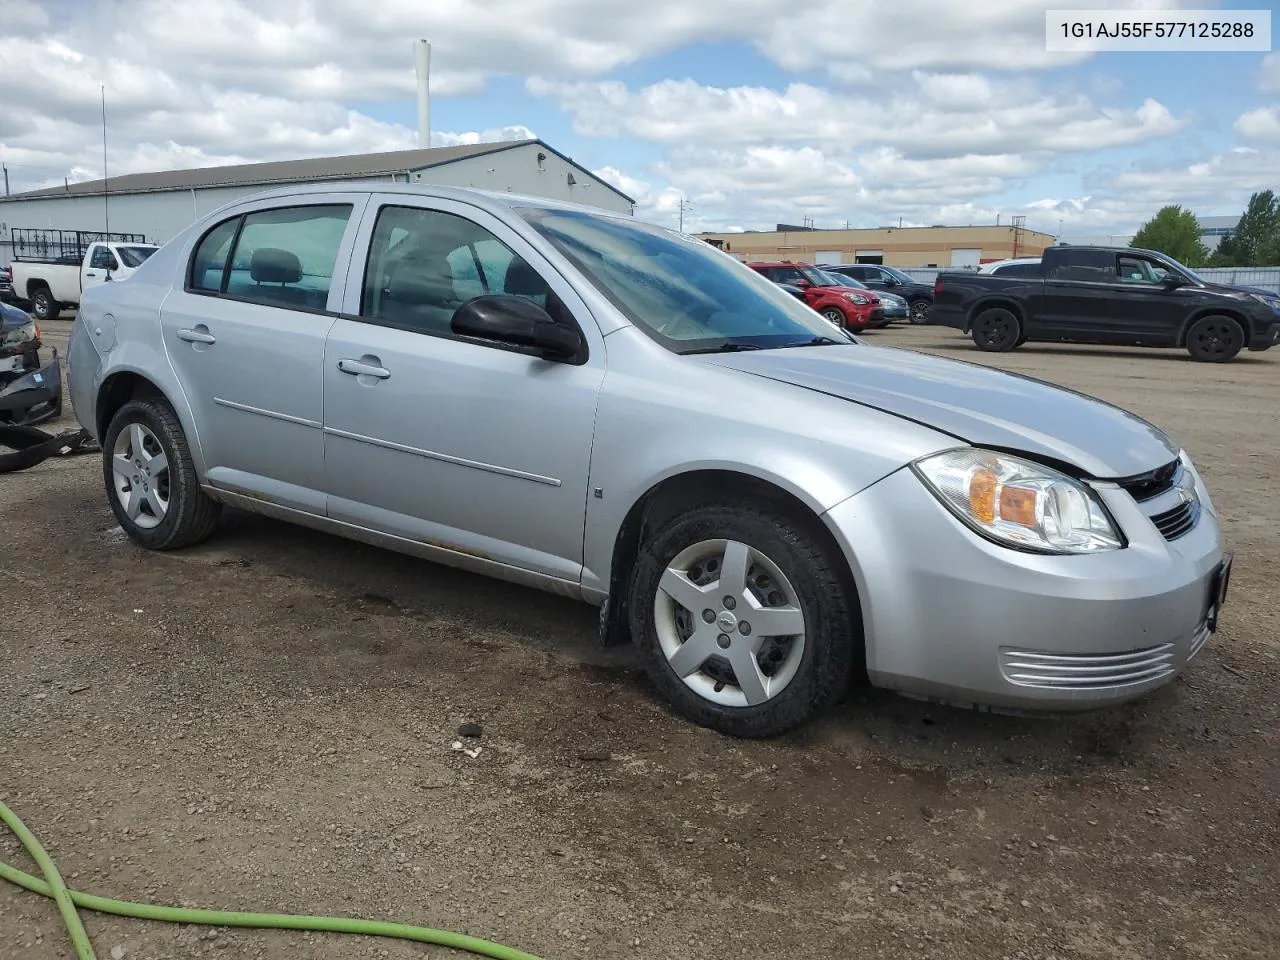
[67,183,1231,737]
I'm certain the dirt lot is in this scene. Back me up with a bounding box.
[2,319,1277,960]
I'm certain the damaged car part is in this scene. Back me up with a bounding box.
[0,302,63,428]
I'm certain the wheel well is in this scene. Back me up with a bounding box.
[1177,309,1246,347]
[601,470,863,665]
[96,372,166,439]
[25,279,50,299]
[964,298,1024,333]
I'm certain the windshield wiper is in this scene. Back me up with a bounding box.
[684,342,765,354]
[776,335,847,348]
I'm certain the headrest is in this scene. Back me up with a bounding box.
[504,258,549,298]
[388,259,454,304]
[250,247,302,284]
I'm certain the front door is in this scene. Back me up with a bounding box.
[321,196,606,585]
[159,197,365,512]
[81,243,116,291]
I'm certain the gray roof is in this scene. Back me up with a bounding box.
[2,138,635,204]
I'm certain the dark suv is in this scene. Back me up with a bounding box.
[826,264,933,324]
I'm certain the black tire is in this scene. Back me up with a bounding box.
[971,307,1021,352]
[102,398,221,550]
[30,287,59,321]
[820,306,847,328]
[908,299,931,324]
[1185,315,1244,362]
[626,500,859,738]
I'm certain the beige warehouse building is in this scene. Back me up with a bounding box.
[696,223,1058,268]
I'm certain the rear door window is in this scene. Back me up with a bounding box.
[224,205,353,310]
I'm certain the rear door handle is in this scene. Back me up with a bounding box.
[178,327,216,345]
[337,358,390,379]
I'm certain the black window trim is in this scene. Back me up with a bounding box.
[343,201,592,366]
[181,201,355,318]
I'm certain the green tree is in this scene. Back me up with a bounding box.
[1130,205,1209,267]
[1209,190,1280,266]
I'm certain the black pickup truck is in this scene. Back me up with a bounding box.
[931,245,1280,362]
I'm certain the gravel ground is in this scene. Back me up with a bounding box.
[2,318,1277,960]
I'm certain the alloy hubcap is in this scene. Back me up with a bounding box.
[111,422,171,530]
[654,538,806,707]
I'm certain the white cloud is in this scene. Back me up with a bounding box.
[527,76,1183,158]
[1259,52,1280,92]
[1234,107,1280,142]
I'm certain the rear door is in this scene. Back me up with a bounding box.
[1036,249,1119,340]
[159,194,368,512]
[320,195,607,583]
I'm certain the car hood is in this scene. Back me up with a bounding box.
[700,344,1179,479]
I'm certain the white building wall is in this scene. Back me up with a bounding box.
[0,143,632,266]
[0,176,403,263]
[407,143,634,216]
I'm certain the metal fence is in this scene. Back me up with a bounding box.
[897,265,1280,294]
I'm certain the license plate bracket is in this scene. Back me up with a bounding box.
[1206,553,1233,634]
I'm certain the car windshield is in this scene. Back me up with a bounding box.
[117,246,157,268]
[797,265,840,286]
[517,207,855,353]
[881,266,913,284]
[823,272,867,289]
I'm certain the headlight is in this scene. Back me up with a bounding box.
[0,319,38,347]
[843,293,870,304]
[1249,292,1280,311]
[912,449,1123,554]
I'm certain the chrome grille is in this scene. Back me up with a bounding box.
[1116,459,1181,502]
[999,643,1176,690]
[1150,500,1198,540]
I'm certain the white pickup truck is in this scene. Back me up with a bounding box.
[10,237,159,320]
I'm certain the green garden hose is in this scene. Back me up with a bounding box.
[0,800,544,960]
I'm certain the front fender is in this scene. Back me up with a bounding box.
[578,334,954,597]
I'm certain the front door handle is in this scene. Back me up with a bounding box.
[178,327,216,345]
[337,358,390,379]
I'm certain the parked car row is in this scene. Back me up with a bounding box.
[67,182,1230,737]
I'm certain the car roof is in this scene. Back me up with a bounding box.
[204,180,637,225]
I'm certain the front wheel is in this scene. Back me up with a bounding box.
[909,299,931,324]
[1185,315,1244,362]
[821,307,847,328]
[971,307,1022,352]
[102,398,222,550]
[30,288,59,321]
[626,501,858,738]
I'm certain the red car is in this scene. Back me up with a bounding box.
[747,261,884,330]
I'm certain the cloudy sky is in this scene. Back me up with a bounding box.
[1,0,1277,240]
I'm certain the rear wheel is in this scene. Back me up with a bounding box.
[971,307,1021,352]
[627,500,858,738]
[1185,315,1244,362]
[30,287,59,321]
[909,299,931,324]
[102,398,221,550]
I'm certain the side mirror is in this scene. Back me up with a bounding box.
[1161,275,1184,290]
[451,294,585,363]
[793,278,811,289]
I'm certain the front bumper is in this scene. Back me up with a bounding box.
[823,460,1225,713]
[1246,319,1280,351]
[0,350,63,426]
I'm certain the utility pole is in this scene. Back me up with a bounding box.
[415,40,431,148]
[2,164,9,197]
[678,193,692,233]
[101,84,110,234]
